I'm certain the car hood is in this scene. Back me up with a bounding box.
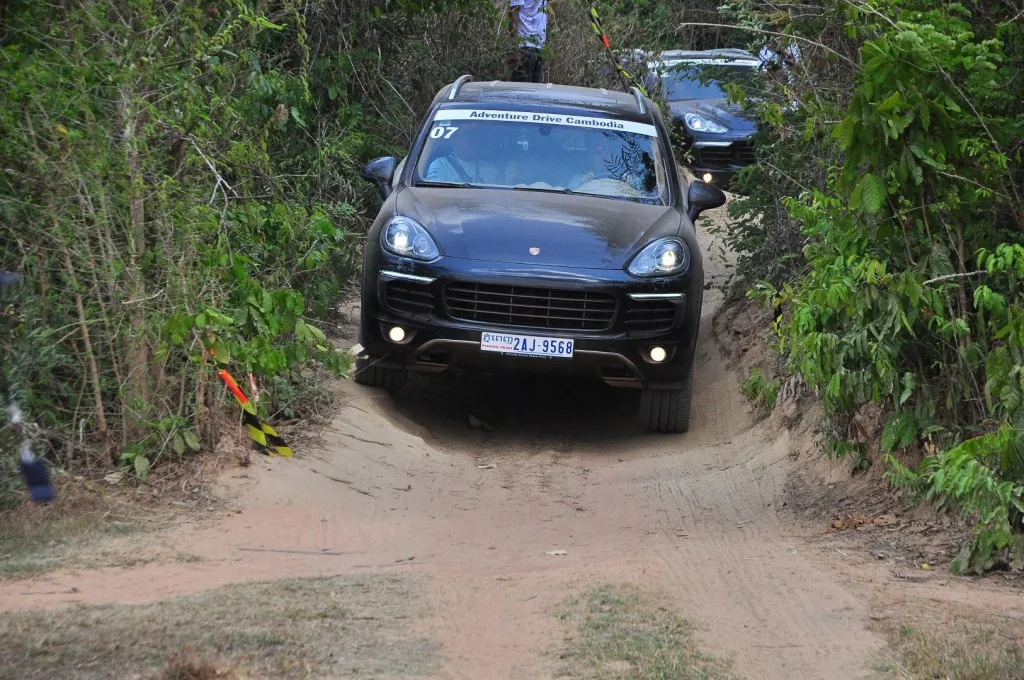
[395,187,681,270]
[668,98,756,133]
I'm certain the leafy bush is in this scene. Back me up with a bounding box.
[740,368,782,414]
[0,2,360,488]
[727,0,1024,572]
[0,0,510,500]
[886,427,1024,574]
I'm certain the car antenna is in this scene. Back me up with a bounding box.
[447,74,474,101]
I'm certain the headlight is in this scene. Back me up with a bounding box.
[627,238,690,278]
[683,113,728,134]
[381,216,440,261]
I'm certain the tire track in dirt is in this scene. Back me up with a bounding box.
[626,430,882,678]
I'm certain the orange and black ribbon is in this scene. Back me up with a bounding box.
[588,5,649,97]
[211,351,293,457]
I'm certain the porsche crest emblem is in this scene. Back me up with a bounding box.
[529,247,540,256]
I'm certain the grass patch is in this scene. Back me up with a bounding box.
[0,476,199,579]
[556,584,736,680]
[0,574,437,680]
[0,516,160,579]
[873,605,1024,680]
[155,648,242,680]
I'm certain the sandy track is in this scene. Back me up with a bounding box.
[0,206,946,678]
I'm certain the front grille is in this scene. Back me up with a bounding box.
[701,147,735,165]
[736,142,756,164]
[698,141,756,167]
[384,280,434,315]
[626,301,677,333]
[445,282,617,331]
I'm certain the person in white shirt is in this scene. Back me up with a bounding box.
[424,132,499,185]
[509,0,549,83]
[566,136,617,189]
[758,37,801,82]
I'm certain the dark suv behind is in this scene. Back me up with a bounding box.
[646,49,761,189]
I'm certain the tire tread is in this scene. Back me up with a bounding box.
[353,357,407,392]
[640,373,693,433]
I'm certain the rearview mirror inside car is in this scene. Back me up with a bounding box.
[361,156,398,199]
[687,180,727,223]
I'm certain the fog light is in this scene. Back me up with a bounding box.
[649,346,667,363]
[702,172,713,183]
[388,326,406,343]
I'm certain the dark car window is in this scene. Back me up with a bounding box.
[659,63,757,101]
[412,109,668,205]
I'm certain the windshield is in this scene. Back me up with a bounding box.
[412,109,668,205]
[658,63,757,101]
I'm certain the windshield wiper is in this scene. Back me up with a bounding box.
[511,186,576,195]
[415,180,481,189]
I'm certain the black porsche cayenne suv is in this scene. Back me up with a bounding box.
[646,49,762,190]
[356,76,726,432]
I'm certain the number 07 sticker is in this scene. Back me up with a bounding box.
[430,126,459,139]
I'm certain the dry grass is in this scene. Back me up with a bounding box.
[0,474,212,580]
[156,649,241,680]
[0,573,436,680]
[556,584,736,680]
[873,601,1024,680]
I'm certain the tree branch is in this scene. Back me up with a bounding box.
[63,248,110,457]
[922,271,985,286]
[186,137,239,203]
[673,22,857,66]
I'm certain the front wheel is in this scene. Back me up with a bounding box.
[352,356,407,392]
[640,374,693,433]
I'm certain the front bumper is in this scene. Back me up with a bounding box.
[671,124,757,189]
[360,257,702,390]
[689,140,754,184]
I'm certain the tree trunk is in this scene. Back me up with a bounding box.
[63,249,111,461]
[120,84,151,440]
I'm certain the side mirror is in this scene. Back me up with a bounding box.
[361,156,398,199]
[686,180,727,222]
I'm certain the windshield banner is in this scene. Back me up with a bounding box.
[433,109,658,137]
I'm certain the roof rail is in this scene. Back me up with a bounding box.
[630,86,646,114]
[716,48,758,58]
[447,74,474,101]
[659,48,757,62]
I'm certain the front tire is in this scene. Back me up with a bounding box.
[640,373,693,433]
[353,356,407,392]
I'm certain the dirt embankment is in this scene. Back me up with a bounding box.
[3,203,1024,680]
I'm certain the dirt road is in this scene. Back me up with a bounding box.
[4,207,1022,679]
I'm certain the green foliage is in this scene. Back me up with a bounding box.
[723,0,1024,571]
[0,0,360,487]
[886,427,1024,574]
[1,0,506,493]
[739,368,782,414]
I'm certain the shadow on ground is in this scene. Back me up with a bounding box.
[387,369,649,452]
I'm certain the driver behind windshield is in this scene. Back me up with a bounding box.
[566,133,618,189]
[425,128,500,185]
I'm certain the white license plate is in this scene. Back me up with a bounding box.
[480,332,574,358]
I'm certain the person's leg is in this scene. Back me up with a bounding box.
[531,49,543,83]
